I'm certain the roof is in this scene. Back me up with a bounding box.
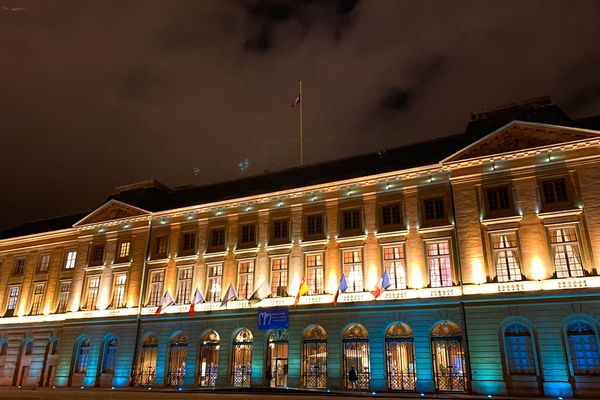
[2,98,600,240]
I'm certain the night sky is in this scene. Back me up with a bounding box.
[1,0,600,232]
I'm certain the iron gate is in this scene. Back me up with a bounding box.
[303,339,327,388]
[167,340,187,386]
[432,337,466,391]
[231,343,252,387]
[385,337,416,390]
[343,338,370,390]
[198,341,219,386]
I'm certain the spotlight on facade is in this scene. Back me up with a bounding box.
[420,394,425,397]
[178,387,183,391]
[80,386,84,390]
[487,396,492,399]
[111,386,115,390]
[372,391,376,395]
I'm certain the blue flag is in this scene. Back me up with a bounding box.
[382,268,391,290]
[339,273,348,292]
[220,284,237,307]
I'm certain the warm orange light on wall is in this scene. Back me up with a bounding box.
[410,266,424,289]
[531,257,546,281]
[327,273,339,294]
[472,258,487,284]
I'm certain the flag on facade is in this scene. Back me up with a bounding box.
[220,283,237,307]
[382,268,391,290]
[290,93,301,108]
[189,288,205,316]
[154,290,175,316]
[333,273,348,306]
[371,269,392,299]
[294,277,309,305]
[250,280,272,301]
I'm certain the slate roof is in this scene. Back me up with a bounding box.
[2,99,600,240]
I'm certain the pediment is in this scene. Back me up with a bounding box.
[443,121,599,163]
[74,200,150,226]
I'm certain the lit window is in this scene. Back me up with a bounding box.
[30,284,45,315]
[270,258,288,297]
[147,270,165,306]
[271,219,289,242]
[341,209,361,233]
[504,323,536,375]
[65,250,77,269]
[75,339,90,374]
[209,228,226,249]
[154,236,168,258]
[342,249,363,292]
[240,224,256,245]
[424,197,444,220]
[306,214,324,237]
[180,232,196,254]
[6,286,20,317]
[566,321,600,375]
[38,253,51,273]
[13,256,25,275]
[57,281,71,313]
[89,244,105,266]
[427,240,452,287]
[116,241,131,261]
[542,178,568,204]
[83,276,100,310]
[383,245,406,289]
[491,232,522,282]
[305,253,324,295]
[549,226,584,278]
[237,260,255,300]
[102,338,118,374]
[111,274,127,308]
[487,186,511,212]
[206,263,223,302]
[381,204,402,227]
[176,268,193,304]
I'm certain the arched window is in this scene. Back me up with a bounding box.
[198,330,220,387]
[385,323,416,390]
[302,325,327,389]
[266,329,288,387]
[135,334,158,386]
[101,337,118,374]
[566,320,600,375]
[231,328,253,387]
[431,321,466,391]
[167,333,188,386]
[74,338,90,374]
[504,323,536,375]
[342,323,370,390]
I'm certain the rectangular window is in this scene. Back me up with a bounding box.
[83,276,100,310]
[569,330,600,375]
[237,260,255,300]
[491,232,522,282]
[30,284,45,315]
[206,263,223,302]
[424,197,445,220]
[383,245,407,289]
[342,249,363,292]
[306,214,324,237]
[549,226,584,278]
[89,244,105,266]
[305,253,324,295]
[6,286,20,317]
[180,232,196,254]
[427,240,452,287]
[487,186,511,212]
[209,227,226,249]
[542,178,569,204]
[147,270,165,306]
[13,257,25,275]
[111,274,127,308]
[381,204,402,227]
[270,258,288,297]
[271,219,289,243]
[65,250,77,269]
[38,253,51,273]
[116,241,131,262]
[342,209,362,233]
[154,236,168,258]
[57,281,71,313]
[505,333,536,375]
[176,268,193,304]
[240,224,256,245]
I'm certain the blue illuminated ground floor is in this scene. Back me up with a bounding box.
[0,290,599,398]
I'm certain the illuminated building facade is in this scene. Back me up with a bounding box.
[1,98,600,397]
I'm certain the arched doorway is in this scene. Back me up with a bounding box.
[302,325,327,389]
[231,328,253,387]
[385,323,416,390]
[342,323,370,390]
[40,339,59,387]
[431,321,467,391]
[198,330,220,387]
[266,329,288,387]
[14,339,33,387]
[135,334,158,386]
[167,333,188,386]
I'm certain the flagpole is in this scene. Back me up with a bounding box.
[299,80,303,166]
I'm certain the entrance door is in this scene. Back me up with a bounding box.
[432,337,466,391]
[267,330,288,387]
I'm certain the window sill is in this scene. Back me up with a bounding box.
[537,208,582,219]
[418,224,454,234]
[480,215,522,226]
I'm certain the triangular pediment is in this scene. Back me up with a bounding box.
[74,199,150,226]
[442,121,600,163]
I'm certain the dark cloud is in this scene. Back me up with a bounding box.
[0,0,599,231]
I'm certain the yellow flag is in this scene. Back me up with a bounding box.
[294,277,309,305]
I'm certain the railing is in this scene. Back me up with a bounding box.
[232,365,251,387]
[303,371,327,389]
[198,366,218,387]
[435,368,466,391]
[133,366,156,386]
[387,370,416,390]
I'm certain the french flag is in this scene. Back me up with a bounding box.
[154,290,175,316]
[371,269,391,299]
[333,273,348,306]
[189,288,205,316]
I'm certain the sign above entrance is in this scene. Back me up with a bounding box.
[257,307,289,330]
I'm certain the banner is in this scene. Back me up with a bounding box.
[257,307,289,330]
